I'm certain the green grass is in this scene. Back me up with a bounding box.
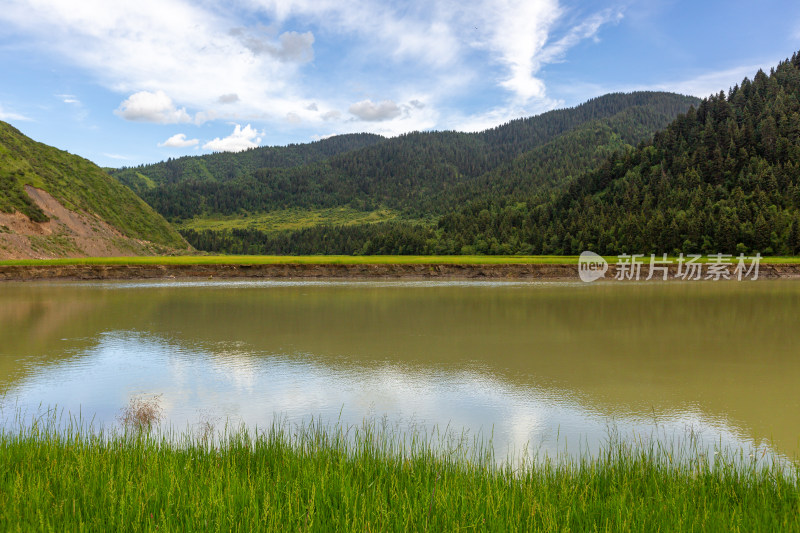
[0,254,582,266]
[2,254,800,267]
[1,415,798,531]
[176,207,419,233]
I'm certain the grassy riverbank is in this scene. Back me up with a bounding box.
[3,254,800,267]
[0,254,578,266]
[1,419,798,531]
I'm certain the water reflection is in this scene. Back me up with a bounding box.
[1,280,799,463]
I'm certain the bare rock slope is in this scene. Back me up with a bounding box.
[0,120,189,259]
[0,186,178,259]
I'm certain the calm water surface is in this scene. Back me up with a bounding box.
[1,280,799,462]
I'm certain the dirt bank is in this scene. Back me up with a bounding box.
[2,262,800,281]
[0,186,178,260]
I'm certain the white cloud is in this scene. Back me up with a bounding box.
[536,9,624,68]
[241,0,617,112]
[158,133,200,148]
[544,62,771,113]
[0,0,626,138]
[310,133,337,141]
[103,153,133,160]
[473,2,623,105]
[218,93,240,104]
[251,0,462,68]
[0,104,30,121]
[634,64,765,100]
[193,110,220,126]
[319,96,439,137]
[115,90,192,124]
[450,106,537,133]
[348,99,402,121]
[58,94,81,105]
[202,124,262,152]
[233,29,315,62]
[478,0,562,103]
[0,0,310,125]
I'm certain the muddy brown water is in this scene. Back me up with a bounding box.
[1,280,799,462]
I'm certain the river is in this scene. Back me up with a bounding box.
[1,280,798,463]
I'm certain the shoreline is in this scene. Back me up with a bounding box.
[3,262,800,281]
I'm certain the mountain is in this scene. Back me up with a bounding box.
[116,92,697,222]
[111,92,699,254]
[150,92,700,253]
[111,132,386,195]
[177,52,800,257]
[432,52,800,256]
[0,121,188,259]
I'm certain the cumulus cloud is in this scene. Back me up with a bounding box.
[0,0,312,126]
[0,0,626,138]
[218,93,240,104]
[247,0,622,114]
[348,99,402,121]
[158,133,199,148]
[115,90,192,124]
[235,29,315,63]
[253,0,461,68]
[202,124,262,152]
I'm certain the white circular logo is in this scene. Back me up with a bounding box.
[578,251,608,283]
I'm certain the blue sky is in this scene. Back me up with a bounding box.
[1,0,799,168]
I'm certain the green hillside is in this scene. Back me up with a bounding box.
[436,52,800,256]
[428,103,691,211]
[180,51,800,257]
[157,93,697,254]
[120,92,697,223]
[110,133,386,195]
[0,121,187,252]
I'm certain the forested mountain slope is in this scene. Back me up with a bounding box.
[111,133,386,195]
[0,122,187,258]
[169,92,700,254]
[118,92,697,225]
[181,52,800,256]
[439,53,800,256]
[428,103,688,211]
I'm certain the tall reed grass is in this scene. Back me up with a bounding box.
[1,409,798,531]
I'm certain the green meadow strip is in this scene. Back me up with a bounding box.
[1,416,798,531]
[0,255,581,266]
[2,254,800,267]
